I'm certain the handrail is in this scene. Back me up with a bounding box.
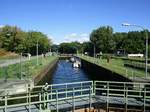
[0,80,150,111]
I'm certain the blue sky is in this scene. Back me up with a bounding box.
[0,0,150,44]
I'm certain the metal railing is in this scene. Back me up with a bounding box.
[0,81,93,112]
[0,81,150,111]
[94,81,150,111]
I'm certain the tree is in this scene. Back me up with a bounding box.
[123,31,145,54]
[82,42,93,55]
[58,42,81,54]
[90,26,115,53]
[0,25,52,55]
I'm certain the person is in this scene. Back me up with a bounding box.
[41,83,49,109]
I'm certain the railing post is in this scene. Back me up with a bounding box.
[91,81,94,95]
[4,90,7,112]
[47,92,49,110]
[93,81,96,95]
[28,86,31,112]
[89,86,92,111]
[65,83,67,98]
[125,87,128,112]
[143,87,146,112]
[51,85,52,100]
[72,88,75,112]
[124,82,125,99]
[81,82,83,95]
[43,91,46,108]
[39,93,42,111]
[106,82,109,112]
[56,90,58,112]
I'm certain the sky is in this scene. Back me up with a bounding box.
[0,0,150,44]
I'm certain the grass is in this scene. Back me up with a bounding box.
[79,55,150,78]
[0,56,58,79]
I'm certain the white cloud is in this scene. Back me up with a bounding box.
[63,33,89,43]
[64,33,77,39]
[0,25,4,28]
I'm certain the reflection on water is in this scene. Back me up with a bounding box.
[50,60,90,84]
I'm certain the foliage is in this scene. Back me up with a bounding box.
[90,26,115,53]
[0,25,52,55]
[59,42,81,54]
[90,26,149,56]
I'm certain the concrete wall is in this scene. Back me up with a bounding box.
[81,59,132,82]
[33,58,58,85]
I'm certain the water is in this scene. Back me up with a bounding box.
[50,60,90,84]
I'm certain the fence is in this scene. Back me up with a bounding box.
[0,81,150,112]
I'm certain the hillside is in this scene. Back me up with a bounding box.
[0,49,18,59]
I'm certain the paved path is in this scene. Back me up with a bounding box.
[0,58,28,67]
[0,56,38,67]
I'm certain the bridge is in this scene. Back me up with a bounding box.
[0,81,150,112]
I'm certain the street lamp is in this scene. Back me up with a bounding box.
[122,23,148,79]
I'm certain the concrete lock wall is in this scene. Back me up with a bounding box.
[81,59,132,82]
[33,58,58,85]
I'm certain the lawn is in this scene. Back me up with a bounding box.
[0,56,58,79]
[79,55,150,79]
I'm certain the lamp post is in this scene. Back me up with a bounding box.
[122,23,148,79]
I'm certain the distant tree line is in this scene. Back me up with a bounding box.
[52,26,150,56]
[0,25,52,55]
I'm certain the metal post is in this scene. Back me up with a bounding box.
[124,83,125,99]
[91,81,94,95]
[36,40,39,66]
[39,93,42,111]
[4,90,7,112]
[56,90,58,112]
[51,86,52,100]
[93,81,96,95]
[72,88,75,112]
[122,23,148,79]
[20,53,22,80]
[28,86,31,112]
[89,87,92,111]
[81,82,83,95]
[106,82,109,112]
[144,88,146,112]
[125,87,128,112]
[44,92,46,108]
[66,84,67,98]
[47,92,49,110]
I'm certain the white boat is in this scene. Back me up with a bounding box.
[73,60,81,68]
[70,57,75,62]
